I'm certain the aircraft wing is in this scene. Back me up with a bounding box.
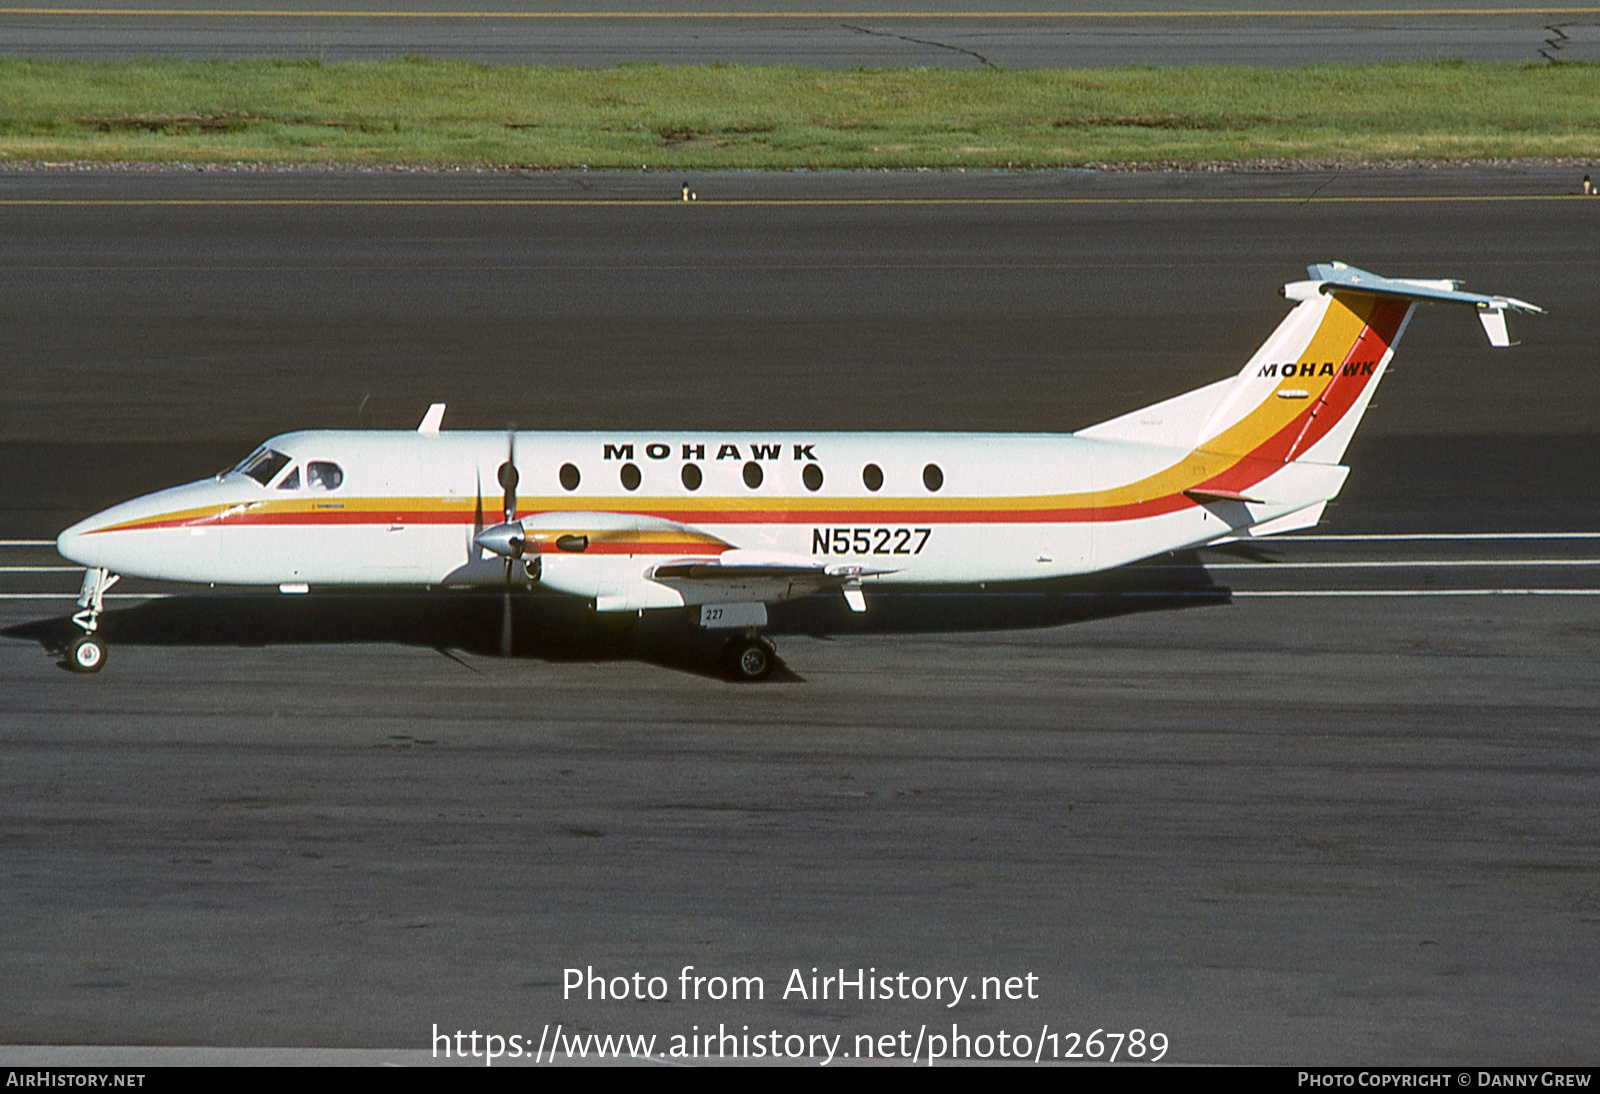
[650,550,895,613]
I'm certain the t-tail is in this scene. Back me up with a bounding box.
[1079,261,1542,541]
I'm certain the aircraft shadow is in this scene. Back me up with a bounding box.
[4,553,1229,681]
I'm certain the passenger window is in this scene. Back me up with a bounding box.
[681,464,702,491]
[620,463,641,491]
[307,461,344,491]
[923,463,944,492]
[560,463,581,491]
[239,448,290,486]
[743,461,764,489]
[802,463,824,492]
[276,467,301,490]
[862,463,884,492]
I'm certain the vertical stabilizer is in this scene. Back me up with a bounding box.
[1194,289,1414,465]
[1074,263,1539,546]
[1079,263,1539,472]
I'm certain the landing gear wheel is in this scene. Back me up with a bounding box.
[722,636,775,682]
[66,634,106,674]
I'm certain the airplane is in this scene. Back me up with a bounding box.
[49,262,1540,681]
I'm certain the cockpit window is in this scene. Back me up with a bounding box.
[276,467,301,490]
[306,461,343,491]
[238,448,291,486]
[230,446,265,474]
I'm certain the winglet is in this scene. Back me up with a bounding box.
[417,403,446,434]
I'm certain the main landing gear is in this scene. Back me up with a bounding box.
[720,632,777,682]
[62,567,117,674]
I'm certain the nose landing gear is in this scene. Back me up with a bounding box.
[66,633,106,673]
[63,567,118,674]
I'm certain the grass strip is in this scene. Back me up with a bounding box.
[2,58,1598,168]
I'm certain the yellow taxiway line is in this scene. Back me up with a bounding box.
[2,6,1597,16]
[0,195,1589,207]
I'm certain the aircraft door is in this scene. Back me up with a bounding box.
[349,448,427,584]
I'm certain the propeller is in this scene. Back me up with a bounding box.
[498,428,518,526]
[472,468,484,558]
[496,427,519,657]
[472,428,532,657]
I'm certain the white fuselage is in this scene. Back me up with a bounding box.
[57,428,1339,605]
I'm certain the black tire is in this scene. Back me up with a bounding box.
[722,636,775,682]
[66,634,106,674]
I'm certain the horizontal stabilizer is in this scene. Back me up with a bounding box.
[1304,262,1543,313]
[1291,263,1542,347]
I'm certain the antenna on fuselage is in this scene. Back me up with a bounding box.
[417,403,446,434]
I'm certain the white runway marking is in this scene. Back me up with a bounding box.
[0,593,165,600]
[1289,532,1600,541]
[1209,559,1600,569]
[3,536,1599,606]
[1234,589,1600,597]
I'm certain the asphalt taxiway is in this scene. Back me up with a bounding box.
[2,0,1596,65]
[0,168,1597,1063]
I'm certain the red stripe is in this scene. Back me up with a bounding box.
[105,505,1111,531]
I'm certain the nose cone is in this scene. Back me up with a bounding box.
[56,518,82,563]
[474,521,526,559]
[54,478,238,578]
[56,507,125,570]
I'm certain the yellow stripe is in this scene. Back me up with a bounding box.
[96,485,1211,531]
[0,196,1584,208]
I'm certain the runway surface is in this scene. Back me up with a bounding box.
[3,3,1597,65]
[1,167,1597,1063]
